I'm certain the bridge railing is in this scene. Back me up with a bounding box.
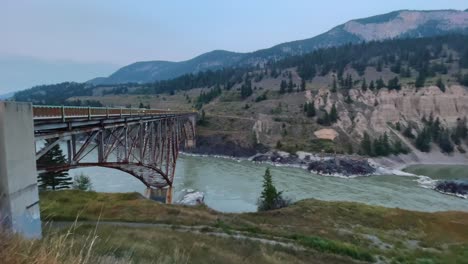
[33,105,194,120]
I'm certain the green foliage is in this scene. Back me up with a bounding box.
[303,101,316,117]
[255,91,268,102]
[73,174,93,191]
[361,132,409,157]
[436,77,446,92]
[240,80,253,99]
[331,77,337,93]
[360,132,373,156]
[329,104,338,123]
[258,168,289,211]
[415,127,432,152]
[37,139,72,190]
[376,78,385,89]
[291,235,374,262]
[279,80,287,94]
[415,72,426,88]
[197,110,207,126]
[300,79,306,91]
[387,77,401,90]
[196,85,222,108]
[361,78,368,91]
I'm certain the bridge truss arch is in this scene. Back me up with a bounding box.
[34,106,197,202]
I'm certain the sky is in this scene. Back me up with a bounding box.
[0,0,467,93]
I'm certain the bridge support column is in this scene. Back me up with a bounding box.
[0,102,42,238]
[144,187,172,204]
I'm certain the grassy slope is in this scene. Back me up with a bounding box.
[39,191,468,263]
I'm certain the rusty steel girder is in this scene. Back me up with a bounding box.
[34,107,196,192]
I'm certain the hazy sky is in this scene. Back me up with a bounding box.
[0,0,467,94]
[2,0,467,65]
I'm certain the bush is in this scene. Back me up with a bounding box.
[73,174,93,191]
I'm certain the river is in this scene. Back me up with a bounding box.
[68,155,468,213]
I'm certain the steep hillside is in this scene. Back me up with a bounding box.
[90,9,468,85]
[15,34,468,158]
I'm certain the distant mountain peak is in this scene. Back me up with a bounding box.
[89,9,468,85]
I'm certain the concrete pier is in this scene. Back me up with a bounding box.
[0,102,42,238]
[145,187,171,203]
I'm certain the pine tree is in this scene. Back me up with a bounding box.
[415,72,426,88]
[37,139,72,190]
[361,132,373,156]
[361,78,368,91]
[287,78,294,93]
[329,104,338,123]
[258,168,288,211]
[306,102,316,117]
[376,78,385,89]
[279,80,287,94]
[415,127,432,152]
[369,80,375,90]
[436,77,445,92]
[331,77,337,93]
[300,79,306,91]
[438,129,454,153]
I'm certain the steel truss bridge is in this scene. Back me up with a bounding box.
[33,105,196,202]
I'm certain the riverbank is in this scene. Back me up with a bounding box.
[37,190,468,264]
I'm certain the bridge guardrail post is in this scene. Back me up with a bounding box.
[61,105,65,122]
[88,106,91,120]
[106,107,109,118]
[120,107,123,118]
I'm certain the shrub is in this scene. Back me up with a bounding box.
[73,174,93,191]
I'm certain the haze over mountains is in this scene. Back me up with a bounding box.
[90,9,468,85]
[0,55,118,95]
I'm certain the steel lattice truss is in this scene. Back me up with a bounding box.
[35,110,196,192]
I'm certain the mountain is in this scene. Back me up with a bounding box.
[90,9,468,85]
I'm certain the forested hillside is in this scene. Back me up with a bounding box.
[14,34,468,157]
[15,34,468,104]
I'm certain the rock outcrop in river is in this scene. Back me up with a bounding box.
[435,180,468,198]
[307,158,376,176]
[252,151,376,177]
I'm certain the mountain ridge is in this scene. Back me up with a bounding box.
[89,9,468,85]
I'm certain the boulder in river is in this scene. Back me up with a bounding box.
[435,180,468,197]
[177,189,205,206]
[307,158,376,176]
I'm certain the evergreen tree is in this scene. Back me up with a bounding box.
[329,104,338,123]
[287,78,294,93]
[37,140,72,190]
[240,80,253,99]
[376,60,383,72]
[436,77,445,92]
[279,80,287,94]
[415,128,432,152]
[305,102,316,117]
[438,129,454,153]
[415,72,426,88]
[258,168,289,211]
[387,77,401,90]
[331,77,337,93]
[376,78,386,89]
[361,78,368,91]
[300,79,306,91]
[361,132,373,156]
[369,80,375,90]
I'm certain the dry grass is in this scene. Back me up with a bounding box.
[38,190,468,263]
